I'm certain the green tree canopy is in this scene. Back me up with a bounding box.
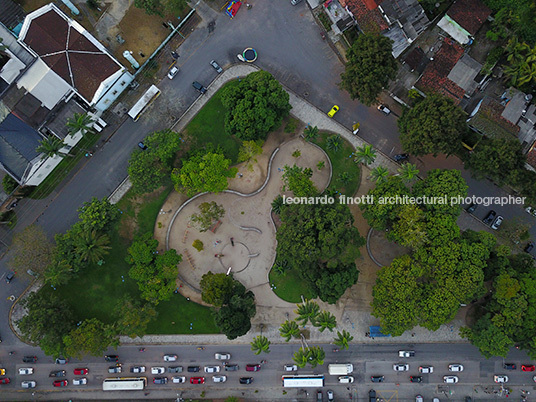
[200,271,236,307]
[66,112,95,137]
[333,330,354,350]
[313,310,337,332]
[114,297,158,338]
[238,140,263,171]
[340,34,397,106]
[221,71,291,141]
[63,318,118,359]
[213,289,256,340]
[282,164,318,197]
[172,151,237,196]
[279,320,300,341]
[250,335,270,354]
[398,93,467,156]
[190,202,225,232]
[77,197,121,233]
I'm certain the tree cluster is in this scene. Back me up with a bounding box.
[281,164,317,197]
[200,272,256,340]
[190,202,225,232]
[220,71,291,142]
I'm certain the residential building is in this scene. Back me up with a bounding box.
[437,0,491,45]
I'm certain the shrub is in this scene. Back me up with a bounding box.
[192,239,204,252]
[292,149,301,158]
[2,175,18,194]
[285,118,298,134]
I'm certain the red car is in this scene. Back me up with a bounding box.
[74,368,89,375]
[0,378,10,384]
[53,380,68,387]
[190,377,205,384]
[245,364,261,372]
[522,365,536,372]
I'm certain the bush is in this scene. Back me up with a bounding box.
[292,149,301,158]
[2,175,18,194]
[284,118,298,134]
[192,239,204,252]
[481,47,504,76]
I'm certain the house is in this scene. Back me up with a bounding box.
[341,0,430,57]
[437,0,491,45]
[414,38,484,106]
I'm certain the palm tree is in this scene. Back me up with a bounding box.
[354,144,376,166]
[271,195,284,215]
[67,112,95,137]
[312,311,337,332]
[370,166,389,183]
[333,330,354,350]
[398,163,419,182]
[304,125,319,141]
[338,172,351,185]
[279,320,300,342]
[250,335,270,355]
[307,346,325,368]
[292,347,311,368]
[326,134,342,152]
[36,136,67,159]
[75,230,111,263]
[294,299,320,326]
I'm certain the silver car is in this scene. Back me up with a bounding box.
[393,364,409,371]
[210,60,223,73]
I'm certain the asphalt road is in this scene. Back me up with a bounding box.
[0,343,535,400]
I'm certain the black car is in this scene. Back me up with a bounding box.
[410,376,423,383]
[153,377,168,384]
[466,203,478,213]
[168,366,183,373]
[192,81,207,94]
[239,377,253,384]
[393,153,409,162]
[483,210,497,225]
[138,142,148,150]
[187,366,200,372]
[5,271,14,283]
[49,370,66,377]
[371,375,384,382]
[104,355,119,362]
[504,363,517,370]
[22,356,37,363]
[525,242,534,253]
[225,364,240,371]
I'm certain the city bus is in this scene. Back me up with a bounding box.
[127,85,161,121]
[282,375,324,388]
[102,377,147,391]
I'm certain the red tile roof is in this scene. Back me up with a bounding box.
[526,143,536,169]
[416,38,465,104]
[344,0,388,33]
[21,7,121,103]
[447,0,491,36]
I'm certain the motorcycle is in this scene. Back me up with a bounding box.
[197,346,205,350]
[333,348,340,352]
[320,31,326,40]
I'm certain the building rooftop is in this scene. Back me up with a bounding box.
[446,0,491,36]
[447,53,482,95]
[403,46,426,72]
[468,97,520,139]
[343,0,388,33]
[0,0,26,31]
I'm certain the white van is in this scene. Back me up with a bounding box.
[338,376,354,383]
[328,363,353,375]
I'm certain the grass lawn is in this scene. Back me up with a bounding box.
[312,132,361,196]
[269,268,314,304]
[184,80,241,162]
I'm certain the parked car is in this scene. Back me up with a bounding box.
[204,366,220,373]
[55,357,67,365]
[190,376,205,384]
[245,364,260,372]
[168,366,183,373]
[503,363,517,370]
[108,365,122,374]
[210,60,223,73]
[213,375,226,383]
[449,364,464,372]
[151,367,165,374]
[153,377,168,384]
[22,356,37,363]
[0,368,5,375]
[72,378,87,385]
[163,354,178,362]
[525,242,535,253]
[466,203,478,213]
[444,376,458,383]
[338,376,354,383]
[393,153,409,162]
[215,353,231,360]
[49,370,66,377]
[73,368,88,375]
[526,206,536,217]
[137,142,148,150]
[327,105,339,118]
[172,376,186,383]
[494,375,509,383]
[5,271,14,283]
[188,366,200,372]
[419,366,433,374]
[317,390,323,401]
[130,366,146,373]
[491,215,504,230]
[225,364,239,371]
[21,381,36,388]
[192,81,207,94]
[104,355,119,362]
[19,368,33,375]
[284,364,298,371]
[0,378,10,385]
[167,65,179,80]
[483,210,497,225]
[239,377,253,384]
[393,364,409,371]
[410,376,422,383]
[416,395,423,402]
[53,380,68,387]
[399,350,415,358]
[327,390,334,402]
[522,365,535,372]
[377,104,391,115]
[371,375,385,382]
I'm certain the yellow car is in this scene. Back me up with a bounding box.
[327,105,339,117]
[0,368,5,375]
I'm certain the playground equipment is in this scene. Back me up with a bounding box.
[237,47,258,63]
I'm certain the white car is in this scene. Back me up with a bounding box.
[163,354,178,362]
[494,375,508,383]
[213,375,227,383]
[338,376,354,383]
[204,366,220,373]
[151,367,165,374]
[167,66,179,80]
[398,350,415,358]
[449,364,464,372]
[443,375,458,383]
[491,216,503,230]
[284,364,298,371]
[130,366,146,373]
[416,396,423,402]
[72,378,87,385]
[419,366,433,374]
[21,381,36,388]
[393,364,409,371]
[215,353,231,360]
[18,368,33,375]
[172,376,186,383]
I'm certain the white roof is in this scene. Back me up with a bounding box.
[437,15,471,45]
[0,50,26,84]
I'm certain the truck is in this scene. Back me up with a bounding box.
[328,364,353,376]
